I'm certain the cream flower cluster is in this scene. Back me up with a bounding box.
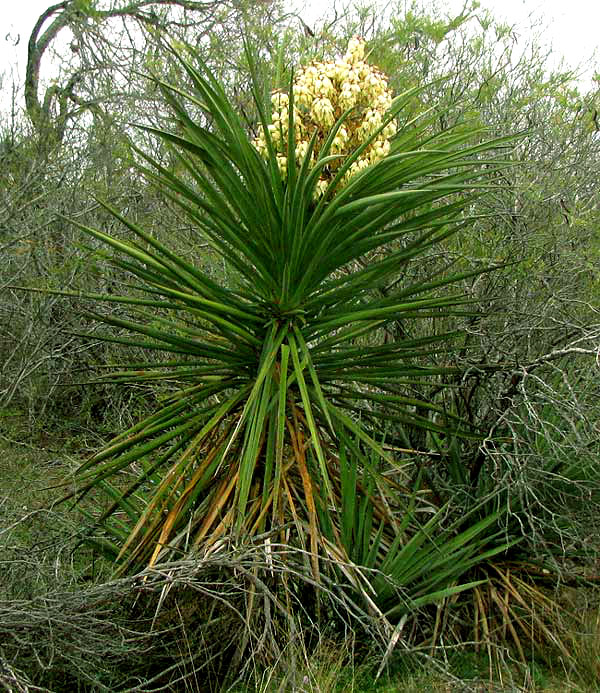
[253,38,396,197]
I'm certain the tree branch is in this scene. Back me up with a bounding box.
[24,0,227,143]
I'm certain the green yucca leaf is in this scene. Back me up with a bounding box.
[289,332,333,503]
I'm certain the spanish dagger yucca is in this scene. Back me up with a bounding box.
[64,38,515,579]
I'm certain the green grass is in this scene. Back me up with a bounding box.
[226,641,597,692]
[0,424,107,599]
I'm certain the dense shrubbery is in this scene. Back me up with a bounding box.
[1,1,599,690]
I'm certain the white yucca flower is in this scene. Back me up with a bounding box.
[253,37,397,197]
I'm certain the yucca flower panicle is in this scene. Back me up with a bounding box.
[254,37,398,198]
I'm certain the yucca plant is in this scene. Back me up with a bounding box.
[57,38,516,588]
[325,444,520,619]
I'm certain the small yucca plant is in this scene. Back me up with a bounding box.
[60,38,515,591]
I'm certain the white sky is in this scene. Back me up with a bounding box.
[447,0,599,83]
[0,0,598,97]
